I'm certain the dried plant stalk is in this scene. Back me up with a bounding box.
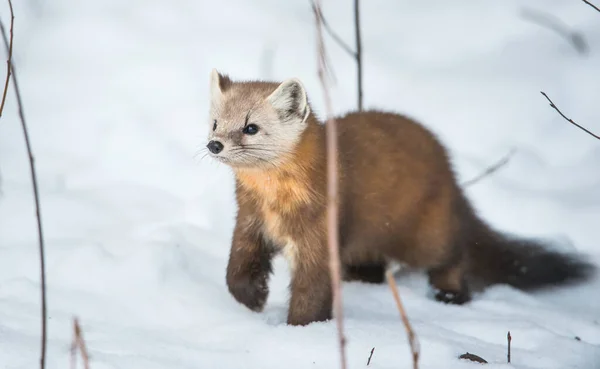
[313,1,347,368]
[540,92,599,140]
[386,270,420,369]
[0,3,48,369]
[71,318,90,369]
[0,0,13,118]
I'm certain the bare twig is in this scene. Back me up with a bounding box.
[507,331,511,363]
[519,8,587,55]
[310,0,363,111]
[71,318,90,369]
[0,8,48,369]
[315,0,346,369]
[462,148,516,188]
[314,2,347,369]
[582,0,600,13]
[540,91,599,140]
[309,3,337,85]
[311,1,354,57]
[0,0,13,117]
[386,270,419,369]
[354,0,363,111]
[366,347,375,366]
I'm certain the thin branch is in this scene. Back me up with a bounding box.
[354,0,363,111]
[314,2,347,369]
[309,3,337,85]
[0,8,48,369]
[386,270,419,369]
[366,347,375,366]
[71,318,90,369]
[507,331,512,363]
[519,8,587,55]
[0,0,13,117]
[311,0,355,58]
[582,0,600,13]
[309,0,362,110]
[540,91,599,140]
[462,148,516,188]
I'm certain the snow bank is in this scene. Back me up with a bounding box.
[0,0,599,368]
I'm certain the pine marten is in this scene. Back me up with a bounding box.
[205,69,595,326]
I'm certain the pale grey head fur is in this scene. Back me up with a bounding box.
[206,69,311,169]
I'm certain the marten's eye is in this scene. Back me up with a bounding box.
[243,124,259,135]
[212,119,217,131]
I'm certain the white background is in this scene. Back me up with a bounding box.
[0,0,599,368]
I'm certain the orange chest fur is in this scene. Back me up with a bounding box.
[237,170,312,244]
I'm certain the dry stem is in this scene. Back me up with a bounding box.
[366,347,375,366]
[354,0,363,111]
[309,3,338,85]
[507,331,512,363]
[310,1,354,57]
[71,318,90,369]
[582,0,600,12]
[313,1,347,368]
[386,270,419,369]
[462,148,516,188]
[0,0,13,117]
[540,91,599,140]
[310,0,363,111]
[0,6,48,368]
[519,8,587,55]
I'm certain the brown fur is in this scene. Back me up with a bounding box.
[227,119,331,325]
[215,75,595,326]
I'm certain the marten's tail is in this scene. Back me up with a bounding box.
[466,216,596,291]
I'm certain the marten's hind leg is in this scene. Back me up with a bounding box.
[344,262,386,284]
[427,255,471,305]
[408,185,472,304]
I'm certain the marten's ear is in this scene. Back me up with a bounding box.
[209,68,231,105]
[267,78,310,124]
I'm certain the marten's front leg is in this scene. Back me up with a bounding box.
[287,234,332,326]
[226,212,274,312]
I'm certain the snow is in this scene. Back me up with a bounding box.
[1,0,599,367]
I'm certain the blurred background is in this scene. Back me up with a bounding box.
[0,0,599,368]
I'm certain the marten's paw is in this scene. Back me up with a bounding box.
[227,274,269,312]
[434,289,471,305]
[287,310,332,326]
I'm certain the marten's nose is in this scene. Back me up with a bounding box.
[207,140,224,154]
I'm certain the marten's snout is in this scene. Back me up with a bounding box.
[207,140,224,154]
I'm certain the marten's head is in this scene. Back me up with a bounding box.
[206,69,311,170]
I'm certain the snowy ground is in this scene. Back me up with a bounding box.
[1,0,599,368]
